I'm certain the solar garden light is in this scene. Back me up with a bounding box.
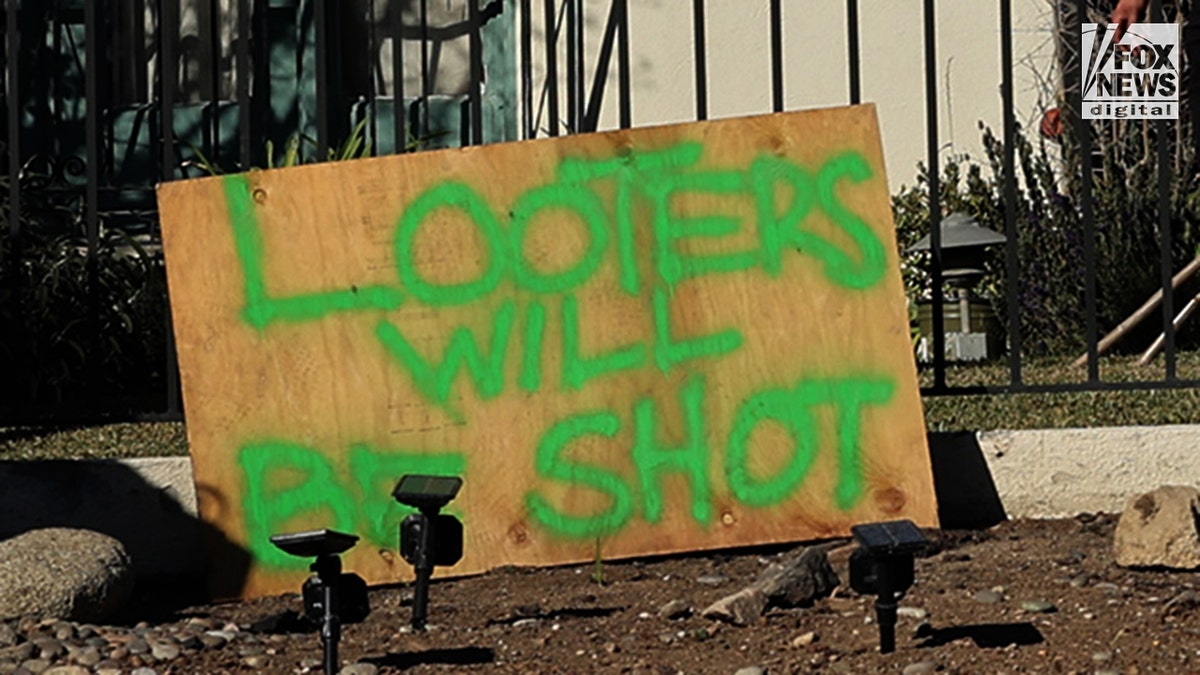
[393,474,465,631]
[848,519,930,654]
[269,529,370,674]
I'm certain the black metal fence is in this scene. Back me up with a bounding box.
[2,0,1198,424]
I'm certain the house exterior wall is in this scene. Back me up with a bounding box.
[518,0,1060,191]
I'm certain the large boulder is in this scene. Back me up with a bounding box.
[0,528,134,622]
[1113,485,1200,569]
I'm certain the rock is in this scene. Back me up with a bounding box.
[30,640,63,661]
[18,659,51,675]
[733,667,765,675]
[753,547,839,608]
[973,589,1003,604]
[198,634,227,649]
[791,631,818,647]
[127,638,149,655]
[0,644,34,663]
[902,661,939,674]
[657,599,690,620]
[42,667,89,675]
[0,624,14,649]
[338,664,379,675]
[1163,590,1200,619]
[129,668,158,675]
[0,529,134,623]
[1113,486,1200,569]
[696,574,729,586]
[1020,600,1057,614]
[242,656,268,669]
[701,588,767,626]
[897,606,928,620]
[149,640,180,661]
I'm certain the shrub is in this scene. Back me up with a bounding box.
[893,119,1200,357]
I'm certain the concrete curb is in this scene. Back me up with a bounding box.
[3,425,1199,577]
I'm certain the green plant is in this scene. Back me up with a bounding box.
[893,119,1200,357]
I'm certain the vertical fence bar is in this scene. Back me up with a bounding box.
[691,0,707,121]
[468,0,484,144]
[1076,0,1099,382]
[160,0,179,180]
[543,0,559,136]
[847,0,860,105]
[315,0,330,157]
[923,0,945,389]
[237,0,252,166]
[1153,0,1176,377]
[616,0,630,129]
[564,0,576,132]
[367,0,378,154]
[520,0,532,139]
[6,0,19,248]
[770,0,783,112]
[85,0,103,412]
[572,0,584,133]
[419,0,430,140]
[393,0,406,150]
[999,0,1023,387]
[207,0,221,165]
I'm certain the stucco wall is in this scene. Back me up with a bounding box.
[519,0,1059,190]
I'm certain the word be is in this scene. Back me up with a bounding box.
[239,442,464,568]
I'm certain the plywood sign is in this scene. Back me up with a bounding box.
[157,105,937,599]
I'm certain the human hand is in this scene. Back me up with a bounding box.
[1111,0,1149,42]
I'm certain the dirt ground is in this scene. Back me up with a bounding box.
[78,513,1197,674]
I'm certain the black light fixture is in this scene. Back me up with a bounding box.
[393,474,465,631]
[270,529,370,674]
[848,519,929,654]
[907,212,1006,290]
[908,213,1007,360]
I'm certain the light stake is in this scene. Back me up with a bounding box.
[848,519,929,654]
[269,529,370,673]
[393,474,465,631]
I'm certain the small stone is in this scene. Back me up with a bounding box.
[791,631,817,647]
[74,627,96,641]
[0,626,16,650]
[107,647,128,661]
[42,667,89,675]
[657,632,674,644]
[72,647,101,667]
[1092,651,1113,663]
[128,669,158,675]
[31,640,64,661]
[1069,574,1090,588]
[149,640,180,661]
[338,664,379,675]
[897,606,928,620]
[84,637,108,649]
[127,638,150,655]
[973,589,1003,604]
[1020,600,1057,614]
[902,661,939,675]
[657,599,690,620]
[0,644,34,663]
[734,667,765,675]
[18,660,51,675]
[700,588,768,626]
[696,574,729,586]
[242,656,268,669]
[299,658,322,670]
[198,634,227,649]
[512,619,539,628]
